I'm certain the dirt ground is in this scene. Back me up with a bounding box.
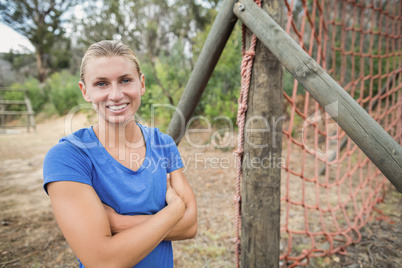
[0,113,400,268]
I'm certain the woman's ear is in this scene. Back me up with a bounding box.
[79,81,92,103]
[140,73,146,96]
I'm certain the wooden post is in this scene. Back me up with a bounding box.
[234,0,402,192]
[0,95,5,128]
[24,90,36,132]
[241,0,284,267]
[166,0,238,143]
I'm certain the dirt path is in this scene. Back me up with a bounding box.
[0,114,400,267]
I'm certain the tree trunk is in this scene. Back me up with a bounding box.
[35,49,47,83]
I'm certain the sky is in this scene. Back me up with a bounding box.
[0,1,214,55]
[0,23,35,53]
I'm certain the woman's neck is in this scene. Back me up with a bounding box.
[93,120,142,150]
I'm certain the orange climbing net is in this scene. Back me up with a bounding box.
[279,0,401,266]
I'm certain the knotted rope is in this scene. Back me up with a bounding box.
[234,1,261,267]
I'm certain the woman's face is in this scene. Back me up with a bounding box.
[79,56,145,125]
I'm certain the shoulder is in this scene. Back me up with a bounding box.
[45,127,95,167]
[45,140,86,160]
[138,124,176,148]
[43,128,94,193]
[60,127,100,149]
[138,124,183,172]
[44,140,92,178]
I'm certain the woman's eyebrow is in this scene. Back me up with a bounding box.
[118,74,133,79]
[93,76,109,81]
[92,74,133,81]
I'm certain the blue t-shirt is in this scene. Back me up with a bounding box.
[43,124,183,268]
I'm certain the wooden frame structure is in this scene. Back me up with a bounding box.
[0,88,36,132]
[233,0,401,192]
[166,0,402,266]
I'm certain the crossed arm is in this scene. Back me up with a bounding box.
[104,169,198,240]
[47,168,197,267]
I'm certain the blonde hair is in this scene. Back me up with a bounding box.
[80,40,142,85]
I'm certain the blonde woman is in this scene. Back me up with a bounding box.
[43,40,197,267]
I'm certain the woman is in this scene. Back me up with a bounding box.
[43,40,197,267]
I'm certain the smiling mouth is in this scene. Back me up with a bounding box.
[107,103,128,111]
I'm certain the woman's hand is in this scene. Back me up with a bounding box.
[166,174,185,216]
[163,170,197,240]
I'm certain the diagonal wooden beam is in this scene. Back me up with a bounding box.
[166,0,238,142]
[234,0,402,192]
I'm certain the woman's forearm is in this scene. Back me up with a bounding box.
[99,200,184,268]
[105,204,151,235]
[164,211,197,240]
[164,199,197,240]
[105,203,197,240]
[104,169,198,241]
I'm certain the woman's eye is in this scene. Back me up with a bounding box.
[121,78,131,84]
[96,82,107,87]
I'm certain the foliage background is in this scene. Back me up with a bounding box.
[0,0,244,130]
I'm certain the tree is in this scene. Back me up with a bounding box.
[1,50,37,83]
[0,0,79,82]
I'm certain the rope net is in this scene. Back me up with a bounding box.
[278,0,401,266]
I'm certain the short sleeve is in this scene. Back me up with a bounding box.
[43,141,93,194]
[165,135,184,173]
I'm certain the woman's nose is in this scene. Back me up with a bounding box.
[109,84,124,100]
